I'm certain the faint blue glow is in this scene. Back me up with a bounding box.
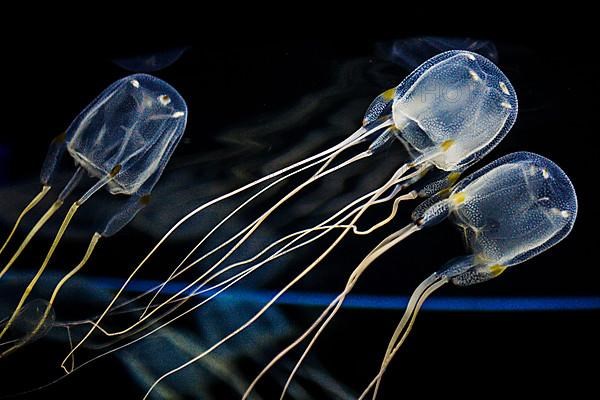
[89,277,600,312]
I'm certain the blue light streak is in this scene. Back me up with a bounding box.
[88,276,600,312]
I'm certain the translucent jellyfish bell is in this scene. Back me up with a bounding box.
[0,74,188,353]
[46,74,187,196]
[445,151,577,283]
[363,51,518,171]
[350,153,578,398]
[394,51,517,170]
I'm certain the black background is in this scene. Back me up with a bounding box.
[0,24,598,399]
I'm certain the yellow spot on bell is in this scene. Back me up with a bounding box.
[110,164,122,177]
[440,139,455,151]
[447,172,461,185]
[488,264,507,276]
[382,88,396,101]
[449,191,466,205]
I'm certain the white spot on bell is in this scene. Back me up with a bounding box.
[542,168,550,179]
[158,94,171,105]
[469,69,481,81]
[130,79,140,88]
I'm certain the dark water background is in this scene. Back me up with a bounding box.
[0,32,598,399]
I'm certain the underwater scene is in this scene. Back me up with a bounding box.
[0,36,598,399]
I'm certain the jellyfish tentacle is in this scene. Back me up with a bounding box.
[134,120,389,319]
[163,162,422,309]
[0,233,102,357]
[0,167,85,279]
[74,186,383,343]
[40,131,67,187]
[364,276,448,400]
[354,191,418,235]
[0,201,63,280]
[101,123,377,322]
[0,185,51,258]
[130,187,412,335]
[0,169,116,340]
[0,202,79,339]
[53,166,412,376]
[134,155,424,332]
[104,150,371,338]
[62,143,374,366]
[140,155,332,317]
[277,223,421,398]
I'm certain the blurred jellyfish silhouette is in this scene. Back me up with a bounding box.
[377,37,498,70]
[113,47,189,73]
[0,271,353,399]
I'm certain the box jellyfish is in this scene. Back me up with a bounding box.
[0,74,187,354]
[241,152,576,400]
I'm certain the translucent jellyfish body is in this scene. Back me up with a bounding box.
[357,152,577,398]
[440,151,577,283]
[0,74,187,355]
[57,74,187,197]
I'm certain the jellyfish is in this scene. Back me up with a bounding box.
[61,50,518,370]
[0,73,187,354]
[377,36,499,70]
[238,151,577,400]
[113,47,189,73]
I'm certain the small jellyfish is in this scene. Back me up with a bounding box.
[0,74,187,352]
[377,36,499,70]
[241,152,576,400]
[92,51,517,399]
[113,47,189,73]
[0,299,55,355]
